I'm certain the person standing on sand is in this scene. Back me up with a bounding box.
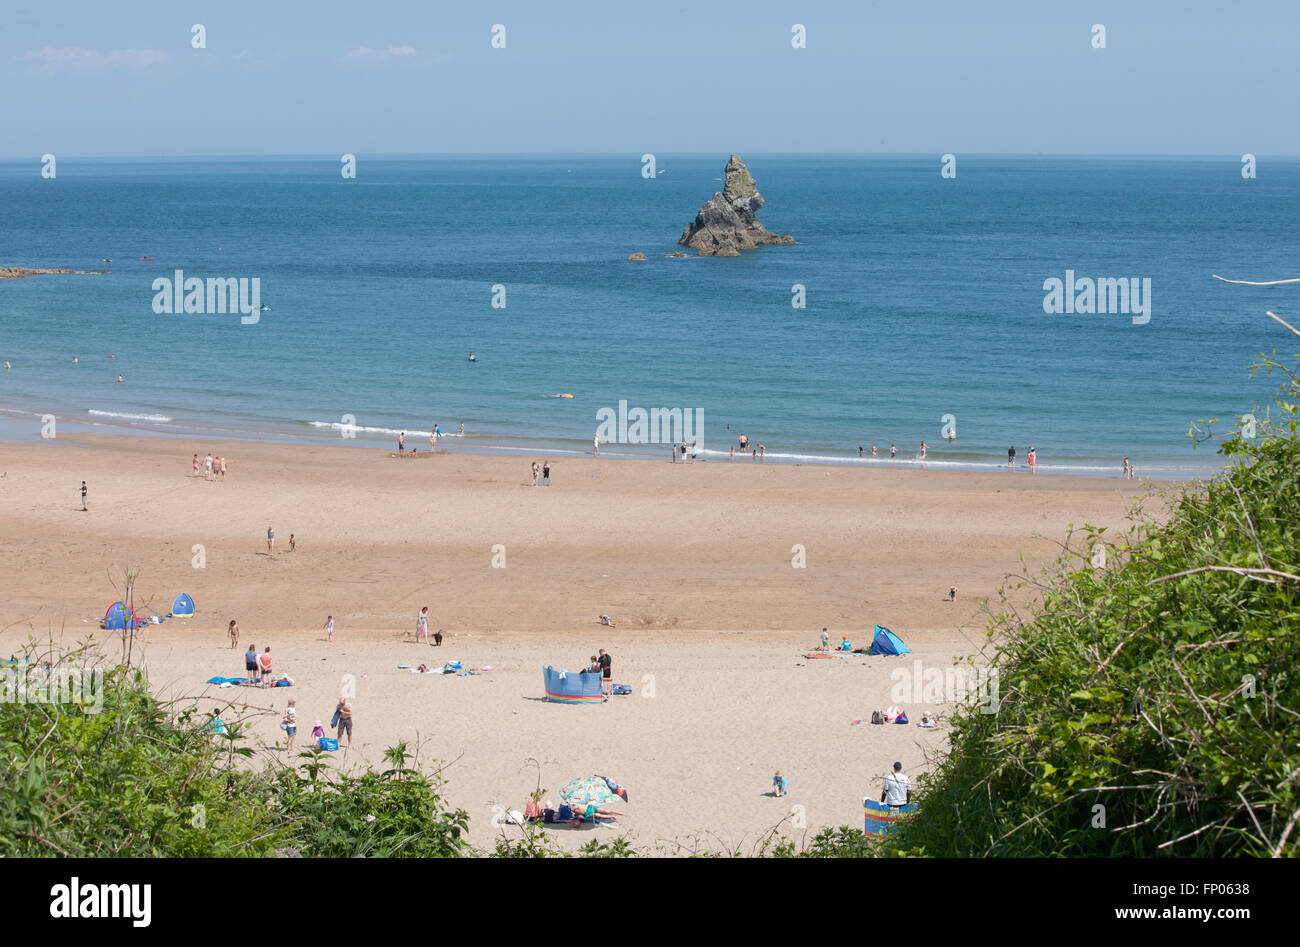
[283,700,297,753]
[1028,447,1036,473]
[1008,446,1016,468]
[820,627,830,650]
[417,606,429,642]
[398,432,405,452]
[335,696,353,748]
[1122,457,1130,479]
[948,587,957,602]
[288,534,296,552]
[80,480,87,511]
[219,457,227,481]
[598,648,612,693]
[531,462,540,486]
[204,454,213,480]
[228,619,240,649]
[245,644,258,684]
[882,761,911,809]
[192,454,199,477]
[258,647,273,687]
[323,615,334,641]
[267,526,275,556]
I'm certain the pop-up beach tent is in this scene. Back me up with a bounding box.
[169,593,195,617]
[867,624,911,656]
[543,666,605,704]
[102,601,142,630]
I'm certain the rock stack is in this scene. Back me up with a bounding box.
[678,154,795,257]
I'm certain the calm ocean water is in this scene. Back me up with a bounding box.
[2,154,1298,477]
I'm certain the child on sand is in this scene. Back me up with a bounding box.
[228,619,240,649]
[289,534,296,552]
[820,627,830,650]
[773,770,787,797]
[192,454,199,476]
[323,615,334,641]
[267,526,275,556]
[311,720,325,745]
[282,700,297,752]
[599,615,616,627]
[417,606,429,641]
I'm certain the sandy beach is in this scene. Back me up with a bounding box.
[0,433,1151,852]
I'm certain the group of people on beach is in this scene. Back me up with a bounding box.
[276,695,353,754]
[581,648,614,694]
[265,526,295,555]
[193,452,229,481]
[729,434,765,461]
[530,460,551,485]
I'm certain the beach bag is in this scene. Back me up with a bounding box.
[543,807,555,824]
[557,804,572,822]
[870,710,884,725]
[612,684,632,695]
[318,738,339,751]
[895,711,909,724]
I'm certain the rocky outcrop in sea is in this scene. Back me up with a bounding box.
[678,154,795,257]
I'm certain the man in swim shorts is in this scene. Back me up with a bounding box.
[335,697,353,747]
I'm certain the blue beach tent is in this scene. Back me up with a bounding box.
[169,593,195,617]
[102,601,142,630]
[867,625,911,656]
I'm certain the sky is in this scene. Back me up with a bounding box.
[2,0,1298,157]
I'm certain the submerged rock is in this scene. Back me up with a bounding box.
[626,252,648,261]
[0,266,108,279]
[678,154,795,257]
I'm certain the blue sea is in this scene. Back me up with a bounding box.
[2,154,1298,477]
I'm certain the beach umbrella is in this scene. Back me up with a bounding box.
[558,776,627,808]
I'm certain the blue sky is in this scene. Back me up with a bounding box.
[4,0,1297,156]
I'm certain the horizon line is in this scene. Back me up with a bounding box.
[2,151,1296,161]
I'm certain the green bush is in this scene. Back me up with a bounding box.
[880,356,1300,857]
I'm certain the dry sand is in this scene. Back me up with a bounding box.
[0,434,1154,853]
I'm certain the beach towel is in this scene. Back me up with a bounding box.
[330,710,341,727]
[206,676,247,685]
[612,684,632,695]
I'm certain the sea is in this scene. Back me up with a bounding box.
[3,154,1298,478]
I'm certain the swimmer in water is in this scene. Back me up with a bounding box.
[871,444,877,457]
[117,374,123,383]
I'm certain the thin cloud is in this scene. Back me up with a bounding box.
[18,47,170,72]
[345,45,416,61]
